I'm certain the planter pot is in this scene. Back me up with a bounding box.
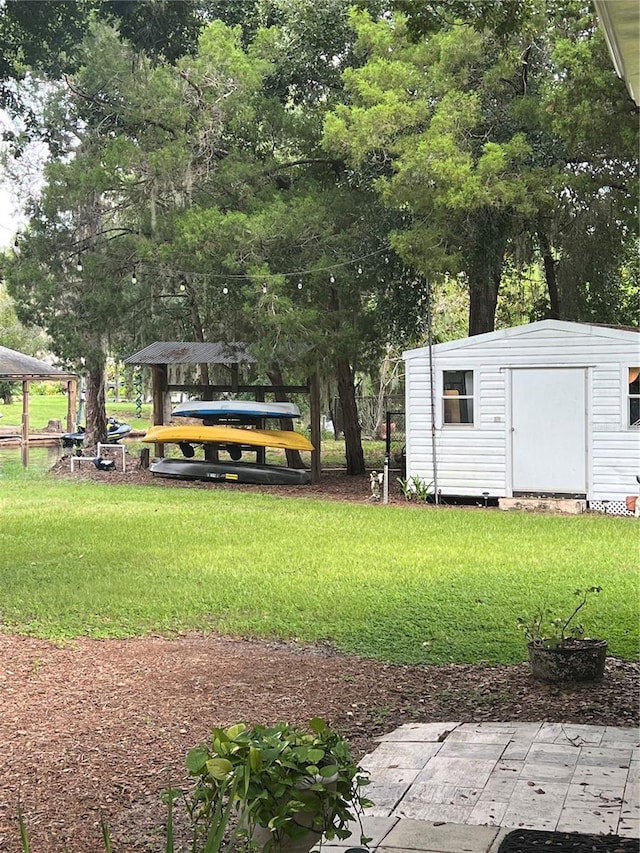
[246,817,323,853]
[238,778,339,853]
[527,638,608,683]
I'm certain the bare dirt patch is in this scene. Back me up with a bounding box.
[1,454,636,851]
[50,450,397,504]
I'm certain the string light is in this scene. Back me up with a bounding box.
[131,270,137,285]
[297,281,303,290]
[262,284,267,294]
[128,246,389,285]
[329,274,335,284]
[357,265,362,274]
[76,255,83,272]
[222,286,229,295]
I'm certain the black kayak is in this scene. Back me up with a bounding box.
[150,457,311,485]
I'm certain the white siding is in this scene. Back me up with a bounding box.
[404,321,640,501]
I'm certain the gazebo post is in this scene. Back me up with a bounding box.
[254,385,266,465]
[310,370,321,484]
[67,379,77,432]
[152,363,167,458]
[21,379,29,468]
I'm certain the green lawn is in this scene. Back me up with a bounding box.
[0,477,637,665]
[0,393,153,430]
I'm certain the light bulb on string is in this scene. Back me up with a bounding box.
[262,284,267,294]
[357,265,362,275]
[297,280,303,290]
[179,283,186,292]
[131,270,137,285]
[329,274,335,284]
[76,255,83,273]
[222,286,229,295]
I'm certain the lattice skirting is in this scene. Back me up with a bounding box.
[590,499,636,517]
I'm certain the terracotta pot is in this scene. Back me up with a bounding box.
[527,638,607,683]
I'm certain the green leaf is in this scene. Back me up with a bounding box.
[306,748,325,764]
[206,757,233,779]
[186,747,210,775]
[249,745,263,772]
[226,723,247,740]
[309,717,327,733]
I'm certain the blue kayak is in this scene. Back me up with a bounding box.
[171,400,300,420]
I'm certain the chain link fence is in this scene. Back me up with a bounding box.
[330,395,406,473]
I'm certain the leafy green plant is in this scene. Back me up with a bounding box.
[397,475,434,502]
[517,586,603,648]
[185,718,372,852]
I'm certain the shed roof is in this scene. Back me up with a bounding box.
[0,345,76,380]
[123,341,256,366]
[403,320,640,360]
[594,0,640,106]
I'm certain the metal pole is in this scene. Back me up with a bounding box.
[426,279,439,504]
[383,410,390,504]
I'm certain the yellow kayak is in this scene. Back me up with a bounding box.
[142,424,314,452]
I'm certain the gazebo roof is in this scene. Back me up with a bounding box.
[0,345,76,381]
[123,341,256,365]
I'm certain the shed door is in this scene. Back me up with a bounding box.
[511,368,587,495]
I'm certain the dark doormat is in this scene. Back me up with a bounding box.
[498,829,639,852]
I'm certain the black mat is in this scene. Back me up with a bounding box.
[498,829,639,852]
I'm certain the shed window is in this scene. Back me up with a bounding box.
[629,367,640,427]
[443,370,474,424]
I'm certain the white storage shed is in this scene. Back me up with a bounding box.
[402,320,640,512]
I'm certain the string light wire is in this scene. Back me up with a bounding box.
[131,245,390,285]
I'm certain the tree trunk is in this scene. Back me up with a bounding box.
[183,279,210,386]
[84,365,107,451]
[267,363,306,469]
[336,358,365,475]
[537,227,561,319]
[372,347,401,440]
[464,210,508,336]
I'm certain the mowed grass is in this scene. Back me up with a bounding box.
[0,394,152,430]
[0,478,637,665]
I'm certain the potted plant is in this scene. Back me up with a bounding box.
[517,586,607,683]
[185,717,372,853]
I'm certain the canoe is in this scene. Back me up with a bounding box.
[171,400,300,420]
[142,424,314,452]
[150,458,311,485]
